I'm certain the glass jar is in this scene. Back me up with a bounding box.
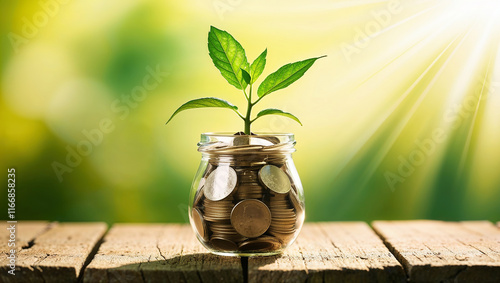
[188,133,305,256]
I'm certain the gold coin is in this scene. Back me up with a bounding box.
[191,208,208,241]
[258,165,291,194]
[230,199,271,238]
[204,166,237,201]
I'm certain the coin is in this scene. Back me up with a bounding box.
[268,231,295,243]
[216,145,264,154]
[210,237,238,251]
[255,136,280,145]
[232,135,250,146]
[209,222,247,243]
[289,189,303,213]
[258,165,291,194]
[202,141,230,151]
[235,183,264,200]
[268,192,297,238]
[238,236,282,251]
[204,166,237,201]
[191,208,208,241]
[203,199,234,222]
[231,199,271,238]
[260,143,291,151]
[239,170,258,183]
[193,182,205,207]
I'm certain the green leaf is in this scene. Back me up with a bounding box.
[257,56,326,98]
[208,26,250,90]
[250,49,267,84]
[241,69,251,85]
[255,108,302,126]
[166,97,238,124]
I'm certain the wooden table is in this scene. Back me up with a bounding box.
[1,221,499,282]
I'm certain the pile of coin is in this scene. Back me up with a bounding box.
[268,193,297,242]
[203,199,233,222]
[191,148,304,253]
[235,170,264,200]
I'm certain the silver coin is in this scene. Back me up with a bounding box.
[258,165,291,194]
[204,166,238,201]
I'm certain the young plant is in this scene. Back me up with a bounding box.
[166,26,325,135]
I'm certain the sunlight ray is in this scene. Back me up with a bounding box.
[354,10,462,89]
[329,28,470,183]
[239,0,390,14]
[357,29,474,186]
[457,22,498,175]
[336,6,467,94]
[355,3,442,43]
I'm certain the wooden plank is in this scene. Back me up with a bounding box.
[84,224,243,283]
[248,222,406,283]
[372,220,500,282]
[0,222,107,283]
[0,221,51,252]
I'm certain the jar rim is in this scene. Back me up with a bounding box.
[198,132,296,154]
[201,132,294,138]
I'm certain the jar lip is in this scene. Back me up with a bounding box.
[202,132,294,138]
[198,132,296,154]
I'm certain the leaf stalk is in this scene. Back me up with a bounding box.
[244,85,253,134]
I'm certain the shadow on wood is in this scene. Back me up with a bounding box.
[85,253,249,283]
[83,224,245,282]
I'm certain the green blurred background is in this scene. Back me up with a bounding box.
[1,0,499,223]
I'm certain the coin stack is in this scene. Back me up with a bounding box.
[203,199,233,222]
[268,193,297,242]
[235,170,264,200]
[238,235,282,252]
[203,197,247,250]
[209,222,246,249]
[191,148,304,254]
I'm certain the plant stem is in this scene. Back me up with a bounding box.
[252,95,263,106]
[244,85,253,135]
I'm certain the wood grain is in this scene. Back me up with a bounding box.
[0,221,51,252]
[372,220,500,282]
[84,224,243,283]
[248,222,406,283]
[0,222,106,283]
[2,221,498,282]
